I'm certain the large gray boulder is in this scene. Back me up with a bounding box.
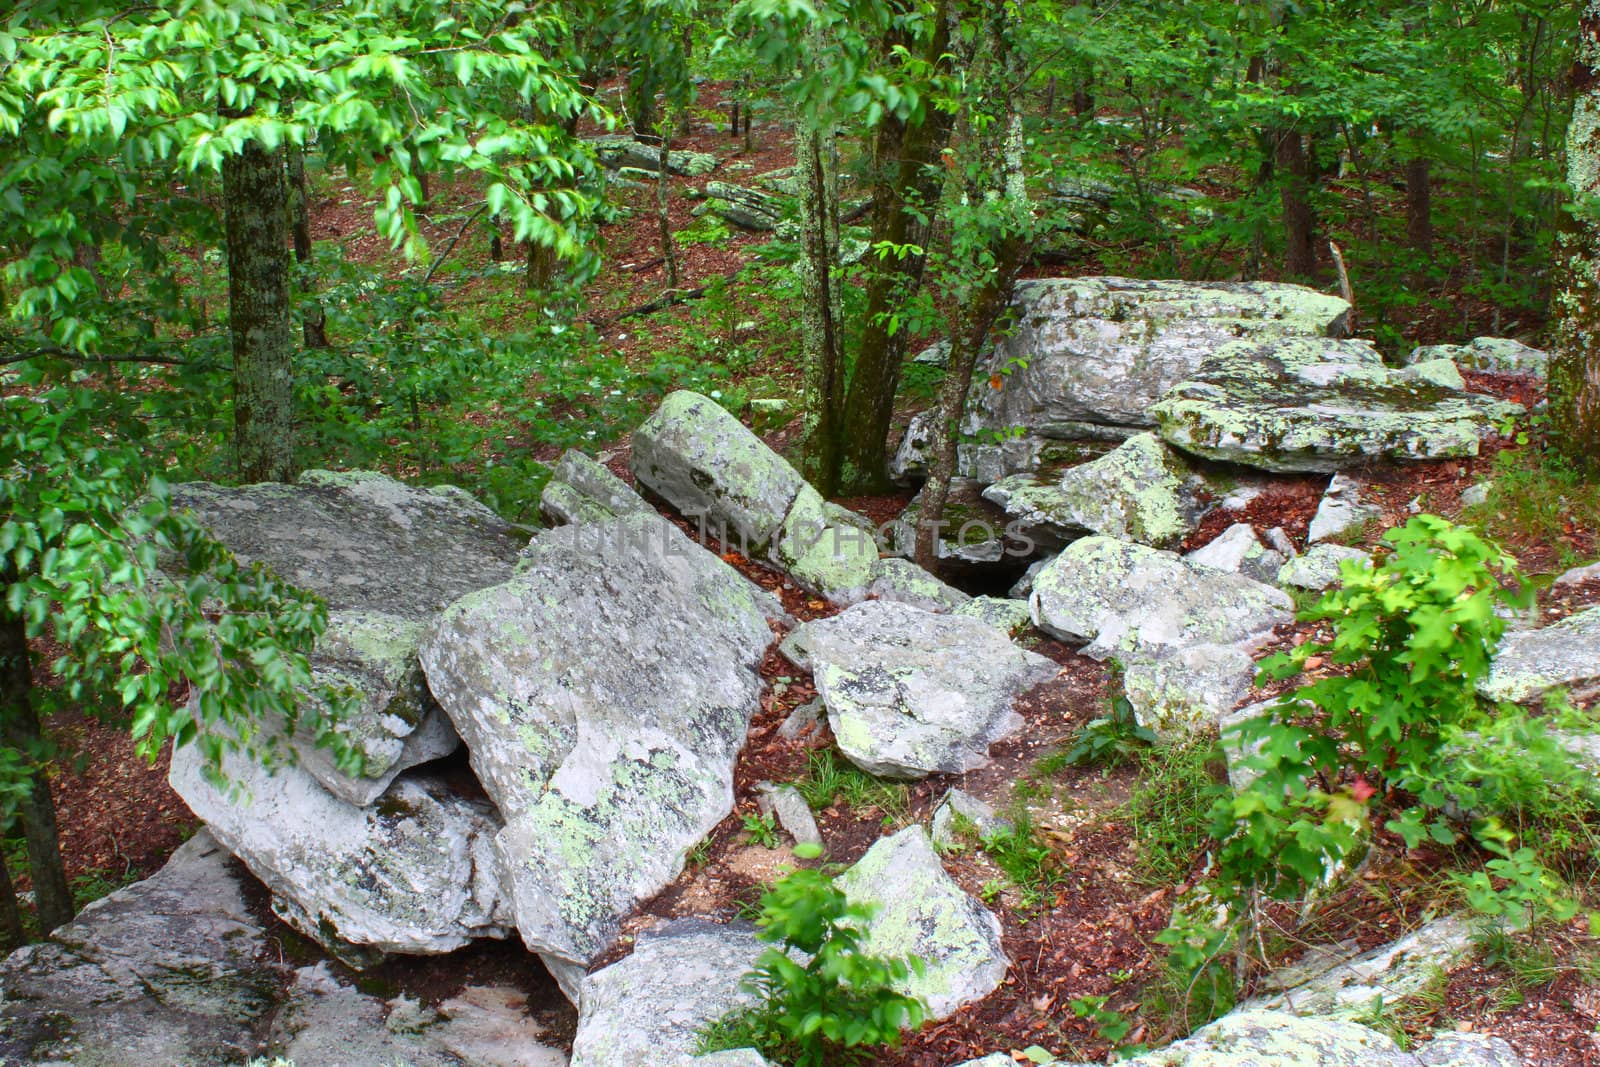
[1187,523,1286,585]
[1478,605,1600,705]
[169,746,512,957]
[835,827,1009,1019]
[418,512,773,968]
[570,919,766,1067]
[1279,544,1372,591]
[697,181,789,231]
[590,134,718,177]
[782,600,1057,778]
[540,449,652,527]
[1407,336,1548,378]
[983,433,1209,549]
[1308,473,1383,544]
[1153,339,1521,473]
[631,390,807,553]
[1030,537,1293,734]
[170,470,522,804]
[0,831,286,1067]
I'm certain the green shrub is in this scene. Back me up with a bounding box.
[701,845,926,1066]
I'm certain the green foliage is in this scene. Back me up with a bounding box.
[743,811,781,849]
[1069,994,1144,1054]
[978,810,1066,912]
[1462,434,1600,572]
[1,383,359,784]
[796,749,909,823]
[1064,691,1157,769]
[1123,741,1224,887]
[703,845,927,1067]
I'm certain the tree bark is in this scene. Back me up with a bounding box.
[1405,150,1432,256]
[222,140,295,484]
[0,606,73,933]
[286,148,327,349]
[795,123,844,494]
[836,11,955,493]
[0,852,25,948]
[657,120,680,290]
[1275,126,1316,278]
[1550,6,1600,476]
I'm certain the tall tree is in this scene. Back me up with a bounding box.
[1550,3,1600,476]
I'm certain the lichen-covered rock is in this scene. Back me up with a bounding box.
[1308,473,1383,544]
[1121,641,1259,736]
[1187,523,1286,585]
[1153,338,1521,473]
[1240,914,1477,1019]
[1279,543,1372,591]
[953,595,1035,637]
[835,827,1009,1019]
[570,920,765,1067]
[983,433,1207,549]
[1029,536,1293,655]
[170,471,520,803]
[771,485,881,603]
[1413,1032,1521,1067]
[868,557,971,612]
[631,390,807,553]
[590,134,718,177]
[1478,605,1600,705]
[1407,336,1548,378]
[0,831,287,1067]
[696,181,788,231]
[169,746,511,956]
[1122,1010,1420,1066]
[754,781,822,847]
[785,601,1057,778]
[540,449,651,526]
[419,512,772,967]
[267,964,568,1067]
[891,479,1036,566]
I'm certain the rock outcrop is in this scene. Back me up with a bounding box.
[782,601,1056,778]
[1186,523,1286,585]
[418,511,773,968]
[1406,336,1548,377]
[1478,605,1600,705]
[1153,339,1520,473]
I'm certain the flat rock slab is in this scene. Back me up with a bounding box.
[170,746,511,956]
[1153,338,1521,473]
[1479,605,1600,705]
[984,433,1208,549]
[570,919,765,1067]
[631,390,806,553]
[419,512,772,967]
[835,827,1009,1019]
[170,470,521,803]
[1408,336,1548,377]
[0,831,286,1066]
[783,601,1057,778]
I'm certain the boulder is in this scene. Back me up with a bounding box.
[953,595,1035,637]
[835,827,1009,1019]
[0,831,287,1066]
[170,470,521,804]
[983,433,1208,550]
[753,781,823,847]
[953,277,1351,477]
[1407,336,1548,378]
[418,512,772,967]
[1029,536,1293,655]
[1279,543,1372,591]
[783,601,1057,778]
[589,135,718,177]
[1308,473,1383,544]
[1187,523,1287,585]
[696,181,788,231]
[867,557,971,612]
[1478,605,1600,705]
[169,746,512,956]
[570,919,765,1067]
[891,479,1038,567]
[770,485,881,603]
[1553,560,1600,588]
[631,390,806,553]
[1153,339,1521,473]
[1240,914,1477,1019]
[268,964,568,1067]
[540,449,651,527]
[1120,642,1261,736]
[930,788,1013,850]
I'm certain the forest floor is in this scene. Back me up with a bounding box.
[18,83,1600,1066]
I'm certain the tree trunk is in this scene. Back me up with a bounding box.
[837,12,954,493]
[1275,126,1316,278]
[657,121,680,290]
[0,607,73,933]
[1405,148,1432,256]
[286,148,328,350]
[222,140,295,484]
[0,853,25,948]
[1550,6,1600,476]
[794,124,844,495]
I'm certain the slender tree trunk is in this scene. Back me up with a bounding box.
[657,119,680,290]
[1405,152,1432,256]
[837,11,954,493]
[0,853,25,948]
[286,148,327,350]
[1275,126,1316,278]
[0,607,73,933]
[795,123,844,495]
[222,139,295,484]
[1550,5,1600,476]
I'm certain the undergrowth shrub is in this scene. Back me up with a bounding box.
[700,844,926,1067]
